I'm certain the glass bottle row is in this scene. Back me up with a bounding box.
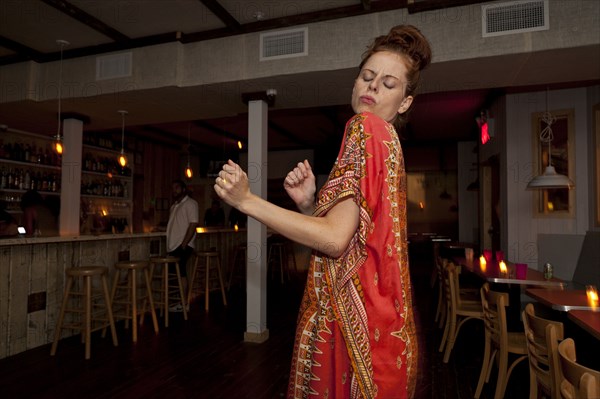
[0,141,61,166]
[0,167,60,192]
[81,178,129,198]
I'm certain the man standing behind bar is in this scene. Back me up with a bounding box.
[166,179,198,312]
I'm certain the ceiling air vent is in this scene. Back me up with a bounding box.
[482,0,549,38]
[260,27,308,61]
[96,52,132,80]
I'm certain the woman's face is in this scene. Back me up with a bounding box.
[351,51,413,123]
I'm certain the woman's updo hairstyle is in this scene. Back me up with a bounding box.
[359,25,432,127]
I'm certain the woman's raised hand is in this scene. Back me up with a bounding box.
[284,159,316,214]
[214,160,251,210]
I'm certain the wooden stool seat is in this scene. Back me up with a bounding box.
[111,260,159,342]
[50,266,118,359]
[147,256,188,327]
[189,250,227,312]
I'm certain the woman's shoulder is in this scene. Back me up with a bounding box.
[348,112,390,129]
[346,112,394,140]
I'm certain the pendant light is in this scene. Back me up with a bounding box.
[53,39,69,154]
[526,89,574,190]
[117,110,128,168]
[185,124,193,179]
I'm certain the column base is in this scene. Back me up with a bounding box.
[244,329,269,343]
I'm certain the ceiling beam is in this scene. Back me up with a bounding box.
[182,0,407,43]
[198,0,241,31]
[0,35,43,62]
[407,0,486,14]
[193,120,245,143]
[40,0,130,42]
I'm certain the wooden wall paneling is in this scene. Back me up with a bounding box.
[27,244,48,349]
[10,245,31,355]
[45,242,61,343]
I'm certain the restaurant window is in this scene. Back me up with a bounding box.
[531,109,575,217]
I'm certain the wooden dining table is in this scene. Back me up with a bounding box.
[454,257,566,288]
[525,287,600,340]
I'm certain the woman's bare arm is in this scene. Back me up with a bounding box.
[215,160,358,258]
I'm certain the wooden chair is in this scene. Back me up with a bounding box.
[558,338,600,399]
[439,261,483,363]
[522,303,564,399]
[434,256,447,328]
[475,282,528,399]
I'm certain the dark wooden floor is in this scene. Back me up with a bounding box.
[0,249,533,399]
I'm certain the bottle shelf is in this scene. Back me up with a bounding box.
[0,158,61,170]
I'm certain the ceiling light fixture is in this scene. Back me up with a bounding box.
[117,110,128,168]
[526,89,574,190]
[53,39,69,155]
[185,124,193,179]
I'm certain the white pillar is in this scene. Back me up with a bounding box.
[244,99,269,343]
[59,118,83,236]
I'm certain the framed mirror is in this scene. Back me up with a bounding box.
[531,109,575,217]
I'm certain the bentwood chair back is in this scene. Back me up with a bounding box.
[439,262,483,363]
[434,256,447,328]
[558,338,600,399]
[522,303,564,399]
[475,283,528,399]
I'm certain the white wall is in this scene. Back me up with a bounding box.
[504,86,599,269]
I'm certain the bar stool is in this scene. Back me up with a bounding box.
[147,256,188,327]
[50,266,118,360]
[110,260,159,342]
[268,238,297,284]
[188,250,228,312]
[228,244,246,290]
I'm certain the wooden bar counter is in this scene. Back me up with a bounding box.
[0,228,246,359]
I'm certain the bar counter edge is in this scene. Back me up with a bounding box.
[0,229,246,359]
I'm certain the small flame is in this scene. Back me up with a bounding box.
[185,167,193,179]
[234,224,239,232]
[587,285,598,307]
[237,141,243,149]
[119,154,127,168]
[499,260,507,274]
[479,255,487,271]
[419,201,424,210]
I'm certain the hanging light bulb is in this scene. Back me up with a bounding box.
[185,160,193,179]
[185,123,193,179]
[117,110,128,168]
[526,89,574,190]
[53,39,69,154]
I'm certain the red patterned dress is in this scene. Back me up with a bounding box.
[287,112,417,399]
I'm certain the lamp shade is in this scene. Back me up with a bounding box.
[526,165,574,190]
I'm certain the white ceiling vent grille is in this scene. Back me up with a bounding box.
[96,52,132,80]
[260,27,308,61]
[482,0,549,38]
